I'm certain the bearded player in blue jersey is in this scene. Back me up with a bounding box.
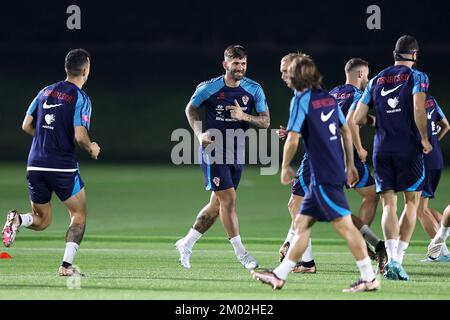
[175,45,270,270]
[354,35,432,280]
[2,49,100,276]
[252,54,379,293]
[330,58,387,272]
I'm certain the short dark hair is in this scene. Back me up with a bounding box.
[288,55,322,91]
[345,58,369,74]
[224,45,247,60]
[395,35,419,53]
[65,48,90,77]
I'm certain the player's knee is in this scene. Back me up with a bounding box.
[220,198,236,212]
[70,211,87,225]
[293,215,306,233]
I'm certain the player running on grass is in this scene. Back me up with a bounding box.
[175,45,270,270]
[277,55,386,274]
[2,49,100,276]
[331,58,387,272]
[354,35,432,280]
[252,54,379,293]
[417,95,449,261]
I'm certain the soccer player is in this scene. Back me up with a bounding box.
[175,45,270,270]
[428,205,450,259]
[331,58,387,271]
[417,95,449,260]
[2,49,100,276]
[354,35,432,280]
[277,53,316,273]
[252,54,379,293]
[277,56,386,273]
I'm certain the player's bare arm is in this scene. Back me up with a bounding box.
[74,126,100,160]
[185,102,212,147]
[22,114,35,136]
[340,124,359,187]
[346,109,367,161]
[413,92,432,154]
[353,102,369,126]
[229,100,270,129]
[280,131,300,185]
[437,117,450,141]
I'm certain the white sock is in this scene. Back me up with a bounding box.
[284,228,296,245]
[441,243,450,256]
[62,242,79,265]
[385,239,398,262]
[359,225,381,247]
[19,214,33,228]
[273,258,296,280]
[229,235,247,257]
[435,225,450,243]
[396,240,409,264]
[183,228,202,249]
[356,256,376,282]
[301,238,314,262]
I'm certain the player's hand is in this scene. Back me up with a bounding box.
[229,100,245,121]
[280,166,295,185]
[89,142,100,160]
[346,165,359,188]
[421,138,432,154]
[198,132,213,148]
[276,125,287,140]
[356,147,368,162]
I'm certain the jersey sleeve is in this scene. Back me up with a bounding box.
[287,92,310,133]
[73,91,92,129]
[360,78,374,108]
[253,85,268,113]
[412,70,429,94]
[349,90,363,112]
[26,87,46,117]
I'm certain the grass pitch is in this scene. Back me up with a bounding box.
[0,164,449,300]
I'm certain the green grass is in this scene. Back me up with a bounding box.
[0,164,449,299]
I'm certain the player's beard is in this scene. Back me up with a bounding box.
[230,69,245,81]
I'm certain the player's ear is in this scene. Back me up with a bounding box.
[222,60,228,71]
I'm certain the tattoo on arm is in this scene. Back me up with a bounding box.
[243,110,270,129]
[185,104,203,138]
[65,223,86,244]
[193,212,217,233]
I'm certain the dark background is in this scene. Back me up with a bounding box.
[1,0,449,164]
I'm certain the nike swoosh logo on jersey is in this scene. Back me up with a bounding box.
[380,84,403,97]
[43,101,63,109]
[320,109,335,122]
[427,109,435,119]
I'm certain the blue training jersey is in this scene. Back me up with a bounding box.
[26,81,92,171]
[287,89,347,185]
[424,95,446,170]
[360,65,429,154]
[329,84,363,118]
[190,76,267,163]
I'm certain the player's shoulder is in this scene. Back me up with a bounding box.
[241,76,263,88]
[240,77,265,94]
[410,68,429,80]
[329,84,346,94]
[195,75,224,90]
